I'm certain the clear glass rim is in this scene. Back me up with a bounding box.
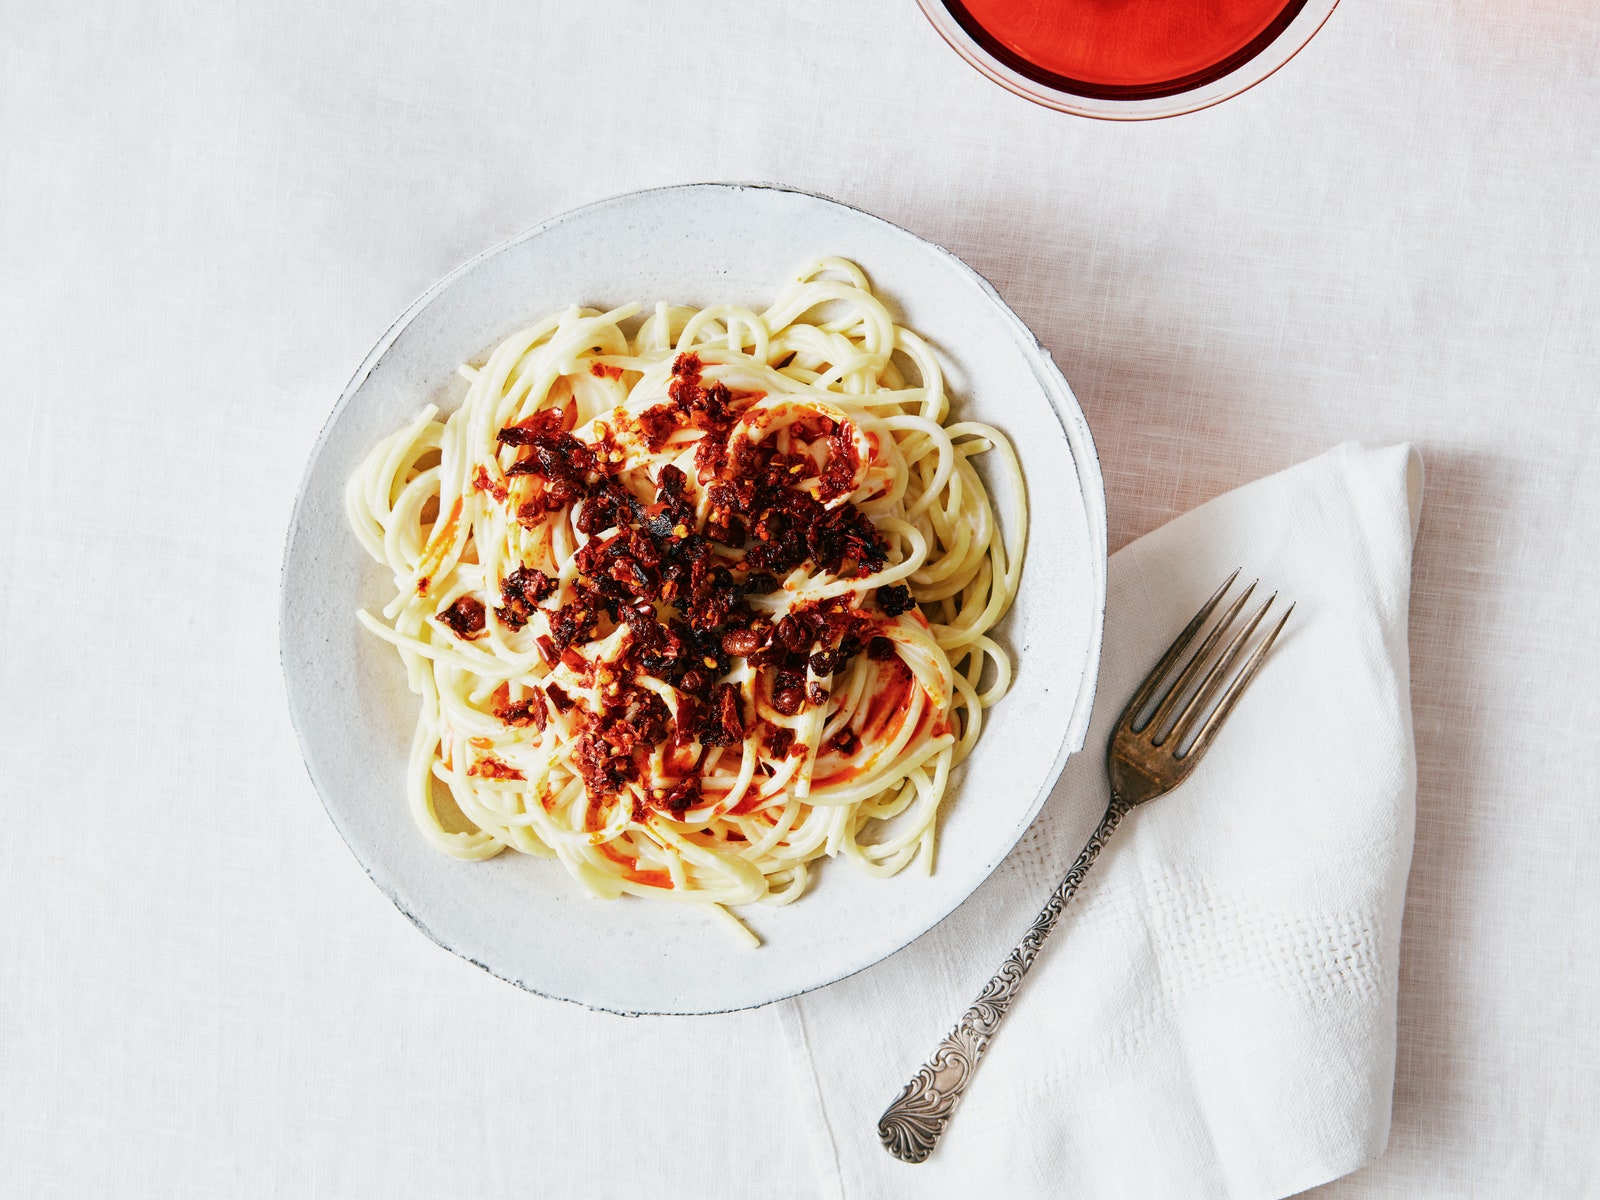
[913,0,1342,121]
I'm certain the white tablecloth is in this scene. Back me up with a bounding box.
[2,2,1596,1196]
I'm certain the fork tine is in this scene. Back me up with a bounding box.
[1145,580,1256,742]
[1179,602,1294,761]
[1165,592,1276,748]
[1118,570,1240,729]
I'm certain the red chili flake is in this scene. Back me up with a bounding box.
[813,432,861,503]
[764,726,794,759]
[875,584,914,617]
[466,755,524,780]
[439,595,487,639]
[496,407,569,445]
[535,635,558,665]
[693,381,735,429]
[590,363,624,380]
[589,426,627,475]
[829,727,859,756]
[598,687,671,756]
[694,434,728,483]
[704,481,743,546]
[671,694,701,743]
[575,481,626,536]
[768,451,810,486]
[497,690,548,730]
[545,683,573,713]
[548,599,598,653]
[495,565,556,629]
[632,496,674,540]
[668,352,703,407]
[655,462,688,501]
[471,465,508,502]
[507,565,556,605]
[619,603,672,661]
[661,778,701,815]
[806,680,828,706]
[626,687,673,741]
[637,403,682,452]
[574,731,631,800]
[867,636,896,661]
[699,682,745,746]
[500,427,600,512]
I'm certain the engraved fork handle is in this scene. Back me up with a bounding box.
[877,792,1133,1163]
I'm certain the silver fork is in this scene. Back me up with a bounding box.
[877,571,1293,1164]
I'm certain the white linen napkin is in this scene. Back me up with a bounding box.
[777,442,1424,1200]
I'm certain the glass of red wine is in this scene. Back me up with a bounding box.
[915,0,1341,119]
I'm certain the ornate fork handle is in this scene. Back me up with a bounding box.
[877,792,1133,1164]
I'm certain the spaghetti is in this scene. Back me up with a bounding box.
[345,259,1025,942]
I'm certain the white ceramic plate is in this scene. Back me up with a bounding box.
[281,183,1105,1015]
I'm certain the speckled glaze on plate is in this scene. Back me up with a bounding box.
[280,183,1105,1015]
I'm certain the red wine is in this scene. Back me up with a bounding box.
[942,0,1311,101]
